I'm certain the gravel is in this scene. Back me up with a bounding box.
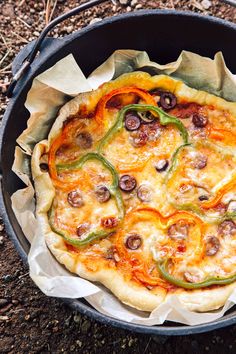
[1,0,236,353]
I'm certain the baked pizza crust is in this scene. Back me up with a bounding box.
[32,72,236,312]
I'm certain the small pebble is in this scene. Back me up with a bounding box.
[73,314,81,323]
[66,25,73,33]
[0,316,9,321]
[76,340,83,348]
[155,159,169,172]
[131,0,138,6]
[12,300,19,305]
[128,338,135,347]
[0,236,4,245]
[89,17,102,25]
[0,303,12,314]
[0,299,8,308]
[119,0,129,4]
[27,18,34,26]
[81,320,91,334]
[2,274,12,283]
[2,4,14,18]
[64,315,71,327]
[201,0,212,10]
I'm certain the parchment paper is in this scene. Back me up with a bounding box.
[11,50,236,325]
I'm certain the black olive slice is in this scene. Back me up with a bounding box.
[105,246,120,262]
[95,185,111,203]
[198,195,209,201]
[130,130,148,147]
[101,217,118,229]
[137,185,152,202]
[125,234,142,250]
[76,223,90,237]
[168,223,189,240]
[119,174,137,192]
[144,121,162,141]
[184,271,203,283]
[191,154,207,170]
[160,92,177,110]
[205,236,220,256]
[124,112,141,131]
[40,163,49,172]
[192,113,208,128]
[76,132,93,149]
[155,159,169,172]
[218,220,236,237]
[67,190,84,208]
[137,111,155,124]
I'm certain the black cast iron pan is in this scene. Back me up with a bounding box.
[1,0,236,335]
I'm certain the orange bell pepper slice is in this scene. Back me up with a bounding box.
[115,207,204,288]
[201,176,236,209]
[95,86,157,124]
[209,128,236,147]
[48,119,90,191]
[49,87,156,189]
[200,127,236,208]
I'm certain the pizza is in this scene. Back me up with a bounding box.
[31,71,236,312]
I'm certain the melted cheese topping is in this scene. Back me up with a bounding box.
[47,72,236,290]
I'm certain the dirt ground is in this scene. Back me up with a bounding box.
[1,0,236,353]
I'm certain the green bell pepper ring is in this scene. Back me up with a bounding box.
[165,143,191,181]
[169,201,236,224]
[157,259,236,289]
[49,152,124,248]
[97,103,189,153]
[57,152,124,219]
